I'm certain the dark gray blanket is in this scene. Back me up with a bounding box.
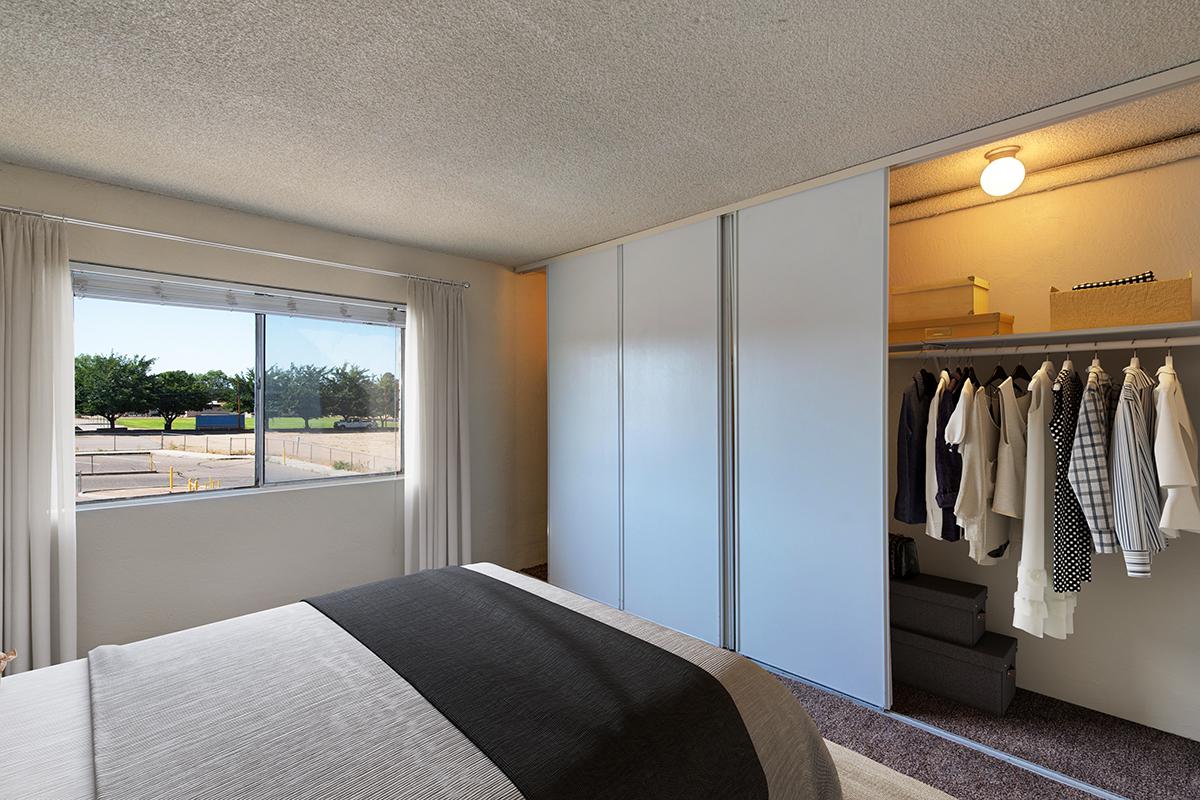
[307,566,768,800]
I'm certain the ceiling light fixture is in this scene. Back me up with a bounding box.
[980,145,1025,197]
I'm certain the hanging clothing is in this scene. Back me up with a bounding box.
[895,370,937,524]
[1068,365,1118,553]
[924,370,950,541]
[1154,360,1200,538]
[946,379,1010,564]
[934,371,964,542]
[1013,361,1076,639]
[1112,361,1164,577]
[1049,366,1092,593]
[993,376,1030,520]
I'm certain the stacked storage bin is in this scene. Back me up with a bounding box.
[890,574,1018,715]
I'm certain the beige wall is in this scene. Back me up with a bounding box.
[888,157,1200,741]
[890,156,1200,332]
[0,161,547,651]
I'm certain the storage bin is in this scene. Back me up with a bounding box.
[892,628,1017,715]
[888,312,1014,345]
[1049,274,1192,331]
[890,276,990,324]
[890,574,986,646]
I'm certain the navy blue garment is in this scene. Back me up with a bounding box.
[895,370,937,524]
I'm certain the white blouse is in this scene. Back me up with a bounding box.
[947,379,1010,565]
[1013,361,1076,639]
[1154,360,1200,538]
[924,370,950,541]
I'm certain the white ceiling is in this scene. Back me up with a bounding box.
[891,80,1200,205]
[1,1,1199,267]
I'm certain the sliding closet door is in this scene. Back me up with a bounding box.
[547,248,621,606]
[736,169,889,707]
[622,219,721,643]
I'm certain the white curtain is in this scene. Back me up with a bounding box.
[403,279,471,573]
[1,211,76,673]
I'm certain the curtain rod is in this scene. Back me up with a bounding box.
[0,204,470,289]
[890,335,1200,359]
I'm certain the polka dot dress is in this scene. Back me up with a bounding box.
[1049,367,1092,593]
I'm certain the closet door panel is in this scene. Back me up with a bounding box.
[737,169,889,707]
[547,248,621,607]
[623,219,721,644]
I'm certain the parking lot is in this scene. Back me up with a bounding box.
[75,426,399,501]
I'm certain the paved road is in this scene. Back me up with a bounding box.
[77,450,339,501]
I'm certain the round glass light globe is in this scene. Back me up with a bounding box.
[980,156,1025,196]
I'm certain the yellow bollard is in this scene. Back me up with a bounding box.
[148,452,155,471]
[169,466,174,490]
[282,442,287,466]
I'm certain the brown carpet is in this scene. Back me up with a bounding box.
[779,677,1094,800]
[891,683,1200,800]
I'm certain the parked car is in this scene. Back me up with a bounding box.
[333,417,377,430]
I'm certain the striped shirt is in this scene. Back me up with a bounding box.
[1068,368,1118,553]
[1111,364,1165,577]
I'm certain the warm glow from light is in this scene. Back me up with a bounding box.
[980,147,1025,197]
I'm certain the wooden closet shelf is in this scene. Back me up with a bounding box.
[889,320,1200,356]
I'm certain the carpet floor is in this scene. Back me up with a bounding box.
[890,683,1200,800]
[779,677,1093,800]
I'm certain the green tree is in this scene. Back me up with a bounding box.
[75,353,155,428]
[371,372,399,424]
[198,370,231,405]
[321,364,373,421]
[226,368,255,414]
[151,370,211,430]
[265,363,327,428]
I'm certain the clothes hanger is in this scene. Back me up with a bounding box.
[983,363,1007,388]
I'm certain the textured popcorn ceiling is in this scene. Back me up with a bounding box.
[891,81,1200,206]
[1,1,1199,267]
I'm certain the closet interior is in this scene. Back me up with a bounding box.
[885,79,1200,793]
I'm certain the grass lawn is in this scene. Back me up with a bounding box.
[114,415,396,431]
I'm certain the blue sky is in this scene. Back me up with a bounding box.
[75,298,400,376]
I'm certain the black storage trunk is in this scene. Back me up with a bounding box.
[890,574,987,646]
[892,628,1018,715]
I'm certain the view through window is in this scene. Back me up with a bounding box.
[74,278,403,504]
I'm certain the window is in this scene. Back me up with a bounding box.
[73,264,404,504]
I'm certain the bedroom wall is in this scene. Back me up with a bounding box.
[0,161,547,653]
[888,157,1200,741]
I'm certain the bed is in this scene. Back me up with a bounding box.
[1,563,842,800]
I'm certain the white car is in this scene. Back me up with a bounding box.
[333,418,377,430]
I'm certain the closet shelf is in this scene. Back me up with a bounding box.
[889,320,1200,358]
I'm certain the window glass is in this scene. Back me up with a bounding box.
[74,298,256,502]
[263,315,401,484]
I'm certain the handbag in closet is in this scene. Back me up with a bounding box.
[888,533,921,579]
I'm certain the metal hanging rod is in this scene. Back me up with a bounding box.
[0,204,470,289]
[891,335,1200,359]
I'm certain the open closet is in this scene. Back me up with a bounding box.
[546,66,1200,800]
[886,79,1200,794]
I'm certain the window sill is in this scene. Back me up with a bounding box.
[75,473,404,513]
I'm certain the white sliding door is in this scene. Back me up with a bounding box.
[547,248,621,606]
[736,170,889,707]
[622,219,721,643]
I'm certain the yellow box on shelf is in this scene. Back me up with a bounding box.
[890,275,990,324]
[888,312,1014,345]
[1049,275,1192,331]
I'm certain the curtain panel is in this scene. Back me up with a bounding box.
[402,279,471,573]
[0,211,76,673]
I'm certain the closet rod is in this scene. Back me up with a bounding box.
[0,204,471,289]
[890,335,1200,359]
